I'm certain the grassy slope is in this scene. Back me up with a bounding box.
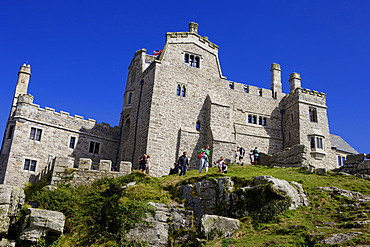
[27,165,370,247]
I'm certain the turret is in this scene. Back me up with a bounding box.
[12,64,31,107]
[270,63,282,94]
[289,72,301,92]
[188,22,198,34]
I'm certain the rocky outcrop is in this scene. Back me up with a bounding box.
[201,214,240,239]
[252,176,309,209]
[316,187,370,202]
[19,208,65,242]
[319,232,362,245]
[180,176,308,222]
[126,202,194,247]
[179,177,233,219]
[258,145,309,167]
[0,185,25,236]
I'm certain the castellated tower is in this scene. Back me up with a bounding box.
[281,73,336,168]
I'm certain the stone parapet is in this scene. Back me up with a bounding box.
[50,157,132,186]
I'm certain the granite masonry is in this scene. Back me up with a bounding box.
[0,22,358,187]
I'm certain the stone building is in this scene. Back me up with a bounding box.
[0,22,358,186]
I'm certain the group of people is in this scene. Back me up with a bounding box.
[140,145,260,176]
[234,146,260,165]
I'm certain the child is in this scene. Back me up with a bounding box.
[214,157,224,172]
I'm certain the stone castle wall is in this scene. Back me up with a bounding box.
[0,95,120,187]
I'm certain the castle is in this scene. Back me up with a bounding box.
[0,22,358,187]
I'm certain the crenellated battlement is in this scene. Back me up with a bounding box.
[15,94,119,131]
[166,32,219,50]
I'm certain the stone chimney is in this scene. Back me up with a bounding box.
[189,22,198,34]
[289,72,301,92]
[270,63,282,94]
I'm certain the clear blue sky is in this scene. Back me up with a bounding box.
[1,0,369,153]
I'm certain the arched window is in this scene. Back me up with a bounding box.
[181,86,186,97]
[176,84,181,96]
[196,120,200,131]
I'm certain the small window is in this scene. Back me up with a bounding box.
[290,113,294,122]
[30,127,42,141]
[258,116,262,125]
[89,141,100,154]
[184,54,189,63]
[258,88,262,96]
[69,137,76,149]
[196,120,200,131]
[128,92,133,105]
[262,117,267,126]
[248,115,252,123]
[229,82,234,89]
[7,125,14,139]
[194,57,200,68]
[288,132,291,141]
[184,53,200,68]
[252,115,257,124]
[309,107,318,122]
[24,159,37,171]
[244,85,249,93]
[181,86,186,97]
[337,156,342,166]
[342,157,345,165]
[310,137,315,149]
[176,84,181,96]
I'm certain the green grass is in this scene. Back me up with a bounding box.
[22,165,370,247]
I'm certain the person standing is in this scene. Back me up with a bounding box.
[249,150,254,165]
[198,145,210,174]
[145,155,152,174]
[178,152,189,176]
[253,147,260,165]
[138,154,147,172]
[238,146,245,164]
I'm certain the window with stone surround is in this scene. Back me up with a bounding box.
[184,53,200,68]
[89,141,100,154]
[30,127,42,141]
[309,107,318,122]
[176,84,186,97]
[24,159,37,171]
[310,136,324,150]
[69,136,76,149]
[6,125,14,139]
